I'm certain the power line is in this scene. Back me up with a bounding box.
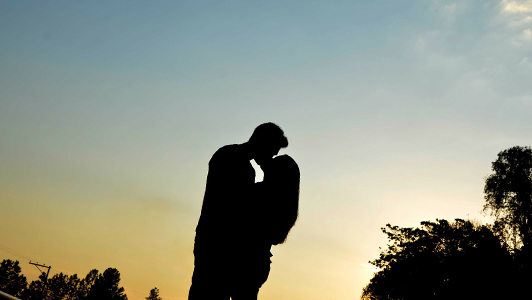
[0,248,32,262]
[0,244,33,260]
[1,243,65,280]
[0,244,33,262]
[0,244,79,291]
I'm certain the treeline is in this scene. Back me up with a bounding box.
[362,146,532,299]
[0,261,162,300]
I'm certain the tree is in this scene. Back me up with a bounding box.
[0,259,27,297]
[361,219,518,300]
[86,268,128,300]
[21,272,48,300]
[146,287,162,300]
[46,272,81,300]
[78,269,99,300]
[483,146,532,251]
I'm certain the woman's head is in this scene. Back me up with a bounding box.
[266,154,300,190]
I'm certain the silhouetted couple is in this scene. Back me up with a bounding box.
[189,123,300,300]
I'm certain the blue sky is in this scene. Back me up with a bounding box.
[1,1,532,299]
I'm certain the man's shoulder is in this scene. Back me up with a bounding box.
[213,144,241,157]
[216,144,240,154]
[210,144,242,164]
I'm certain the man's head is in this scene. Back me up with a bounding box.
[248,122,288,166]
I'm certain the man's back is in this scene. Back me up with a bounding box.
[194,144,255,258]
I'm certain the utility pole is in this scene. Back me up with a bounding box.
[29,262,51,295]
[0,290,22,300]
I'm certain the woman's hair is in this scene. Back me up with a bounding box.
[266,154,300,245]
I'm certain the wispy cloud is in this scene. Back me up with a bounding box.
[519,56,532,67]
[502,0,532,13]
[523,27,532,39]
[443,3,457,13]
[508,15,532,26]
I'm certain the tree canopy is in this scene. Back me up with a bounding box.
[483,146,532,251]
[0,259,27,297]
[362,145,532,299]
[361,219,517,300]
[0,261,163,300]
[86,268,128,300]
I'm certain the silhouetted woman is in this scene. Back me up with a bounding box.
[264,154,300,246]
[232,154,300,300]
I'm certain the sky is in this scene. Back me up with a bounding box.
[1,0,531,299]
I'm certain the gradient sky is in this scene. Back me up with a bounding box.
[1,0,532,299]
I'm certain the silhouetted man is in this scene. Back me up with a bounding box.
[188,123,288,300]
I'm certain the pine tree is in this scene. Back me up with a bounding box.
[146,287,162,300]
